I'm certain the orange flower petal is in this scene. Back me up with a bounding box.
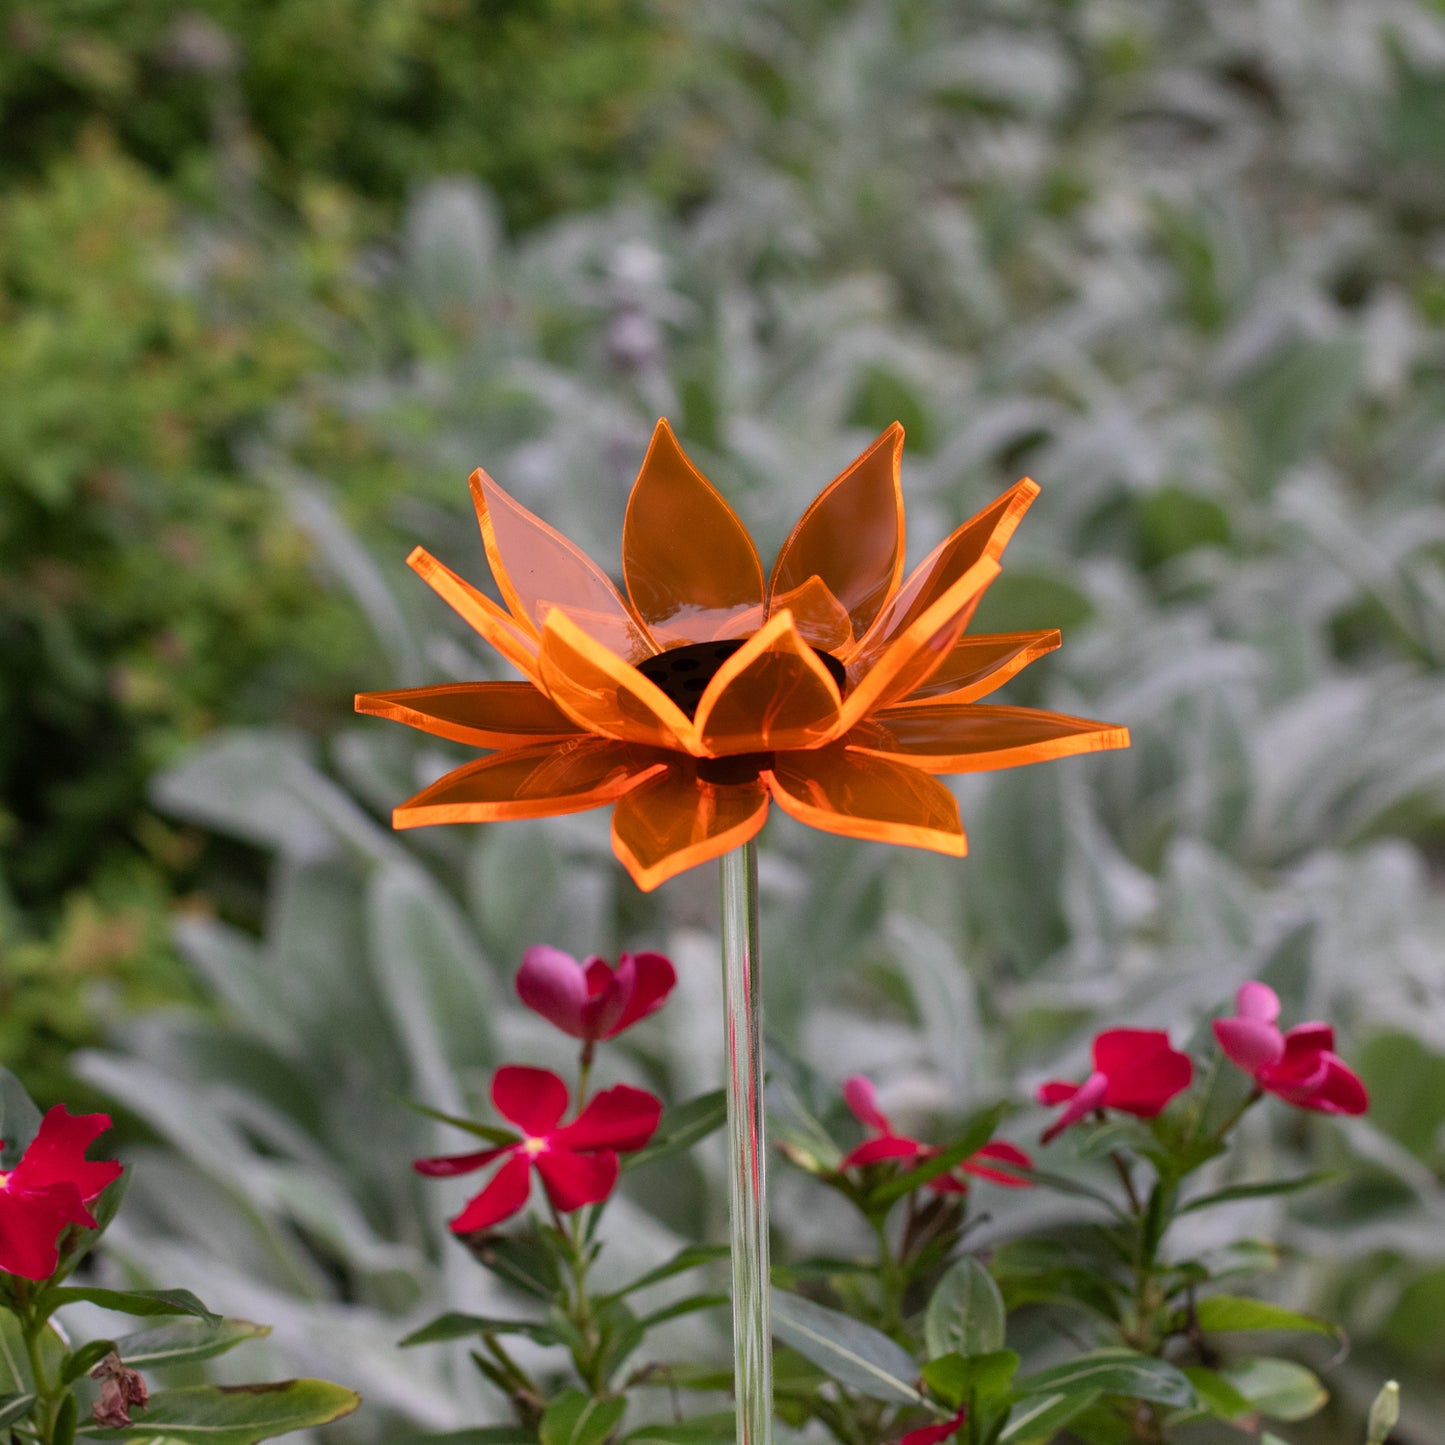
[769,422,905,645]
[859,704,1131,774]
[538,610,704,755]
[611,762,770,891]
[407,547,541,681]
[394,737,662,827]
[470,468,652,661]
[888,629,1062,706]
[846,477,1040,669]
[694,610,843,755]
[354,682,580,749]
[767,575,854,653]
[765,746,967,855]
[622,420,765,647]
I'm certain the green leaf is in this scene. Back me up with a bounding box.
[1181,1367,1255,1423]
[0,1069,43,1169]
[1218,1358,1328,1421]
[925,1257,1007,1359]
[870,1105,1006,1208]
[464,1234,562,1300]
[1179,1173,1335,1215]
[44,1288,219,1324]
[599,1245,729,1303]
[769,1289,924,1405]
[1189,1294,1338,1338]
[60,1339,118,1386]
[0,1393,37,1430]
[538,1390,626,1445]
[997,1391,1098,1442]
[76,1380,361,1442]
[921,1350,1019,1407]
[636,1295,729,1331]
[625,1092,727,1172]
[389,1431,537,1445]
[0,1313,64,1393]
[399,1313,561,1348]
[622,1413,737,1444]
[393,1095,519,1146]
[110,1318,271,1370]
[1014,1349,1197,1408]
[54,1169,132,1280]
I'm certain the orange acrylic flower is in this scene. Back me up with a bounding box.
[357,421,1129,891]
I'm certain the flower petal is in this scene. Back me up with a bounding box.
[962,1140,1034,1187]
[769,423,905,646]
[406,546,542,682]
[413,1144,515,1177]
[0,1181,94,1279]
[694,610,843,755]
[1040,1071,1109,1143]
[841,1136,924,1168]
[842,1076,893,1133]
[1093,1030,1192,1116]
[605,952,677,1037]
[622,420,765,647]
[610,763,770,892]
[538,610,703,754]
[355,682,580,749]
[767,575,854,653]
[450,1152,533,1234]
[899,1407,969,1445]
[492,1065,569,1136]
[1292,1056,1369,1115]
[1035,1081,1079,1106]
[12,1106,122,1203]
[886,630,1062,706]
[1235,981,1281,1022]
[764,746,967,856]
[577,956,629,1040]
[393,737,663,828]
[535,1149,620,1212]
[846,476,1039,674]
[470,468,651,659]
[1213,1017,1285,1076]
[551,1084,663,1153]
[516,946,592,1037]
[858,703,1130,775]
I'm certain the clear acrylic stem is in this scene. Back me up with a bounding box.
[719,841,772,1445]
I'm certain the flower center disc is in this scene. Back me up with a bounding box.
[637,637,846,719]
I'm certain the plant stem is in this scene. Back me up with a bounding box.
[720,842,772,1445]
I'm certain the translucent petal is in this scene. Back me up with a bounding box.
[622,420,765,646]
[355,682,579,749]
[470,468,651,660]
[765,746,966,855]
[694,610,843,755]
[538,610,703,754]
[847,477,1039,670]
[407,546,541,681]
[767,575,854,652]
[836,556,1003,730]
[857,704,1131,774]
[392,737,662,828]
[885,630,1062,706]
[610,763,770,892]
[770,423,905,643]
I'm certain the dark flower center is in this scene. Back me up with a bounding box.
[636,637,846,719]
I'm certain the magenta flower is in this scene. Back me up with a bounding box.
[516,946,676,1042]
[1036,1029,1193,1143]
[0,1105,123,1280]
[839,1076,1033,1192]
[414,1065,663,1232]
[1213,982,1368,1115]
[900,1408,968,1445]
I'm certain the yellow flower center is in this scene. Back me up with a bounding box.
[520,1136,549,1158]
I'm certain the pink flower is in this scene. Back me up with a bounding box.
[414,1065,662,1232]
[0,1105,123,1280]
[1213,982,1368,1115]
[840,1077,1033,1192]
[900,1408,968,1445]
[1036,1029,1193,1143]
[516,946,676,1042]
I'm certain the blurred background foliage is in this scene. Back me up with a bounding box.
[3,0,1445,1441]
